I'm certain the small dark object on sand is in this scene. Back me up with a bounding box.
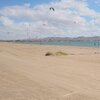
[45,52,54,56]
[45,51,67,56]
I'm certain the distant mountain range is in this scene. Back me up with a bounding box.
[1,36,100,42]
[39,36,100,42]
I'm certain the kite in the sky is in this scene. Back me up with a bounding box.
[49,7,55,11]
[7,32,10,34]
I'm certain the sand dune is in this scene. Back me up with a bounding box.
[0,42,100,100]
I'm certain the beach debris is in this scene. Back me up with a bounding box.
[55,51,68,56]
[45,52,54,56]
[94,52,100,54]
[45,51,68,56]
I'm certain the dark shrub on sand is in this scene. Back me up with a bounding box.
[45,51,67,56]
[45,52,54,56]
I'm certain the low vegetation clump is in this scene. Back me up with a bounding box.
[45,52,55,56]
[45,51,68,56]
[55,51,68,56]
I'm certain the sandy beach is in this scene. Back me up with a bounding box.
[0,42,100,100]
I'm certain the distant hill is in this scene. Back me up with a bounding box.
[42,36,100,42]
[1,36,100,42]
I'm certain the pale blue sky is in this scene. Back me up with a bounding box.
[0,0,51,7]
[0,0,99,12]
[87,0,100,12]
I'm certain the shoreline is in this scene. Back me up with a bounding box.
[0,41,100,49]
[15,41,100,48]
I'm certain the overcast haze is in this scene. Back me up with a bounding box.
[0,0,100,40]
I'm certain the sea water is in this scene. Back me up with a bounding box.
[18,41,100,48]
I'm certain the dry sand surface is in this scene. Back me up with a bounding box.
[0,42,100,100]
